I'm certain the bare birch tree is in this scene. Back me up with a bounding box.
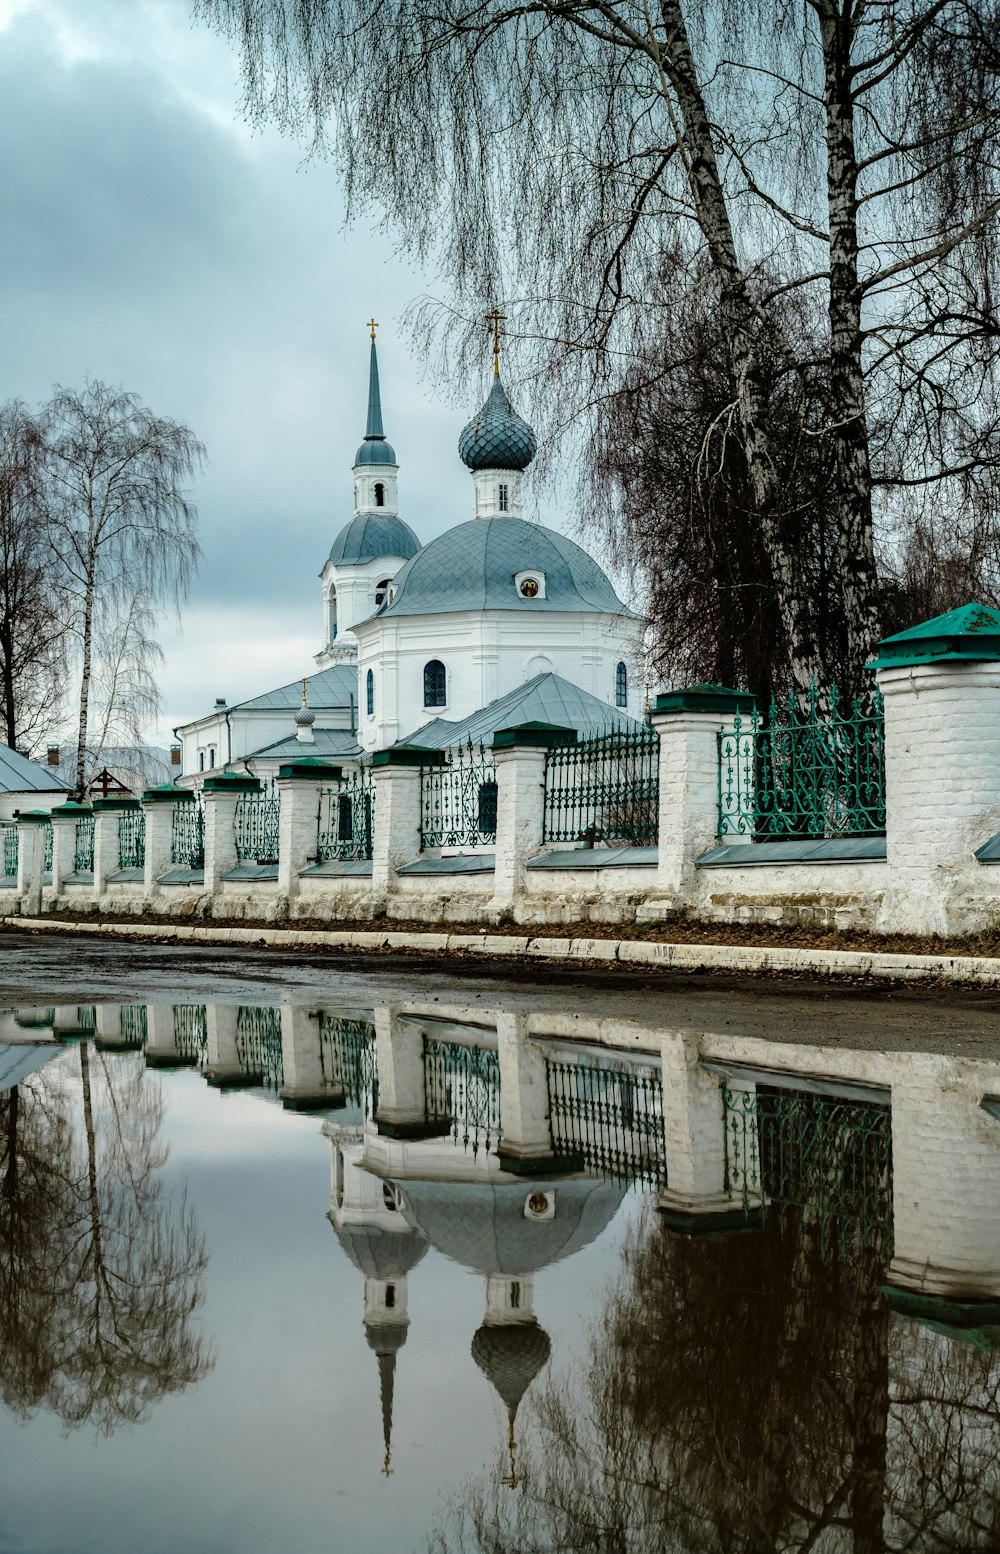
[196,0,1000,694]
[0,401,66,752]
[40,382,203,799]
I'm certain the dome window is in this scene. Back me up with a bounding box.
[366,668,375,717]
[616,661,628,708]
[374,481,385,508]
[423,659,447,708]
[375,577,391,608]
[525,1190,556,1220]
[515,570,545,600]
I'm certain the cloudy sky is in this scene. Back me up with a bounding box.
[0,0,562,745]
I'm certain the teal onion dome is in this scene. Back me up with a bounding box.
[459,377,537,472]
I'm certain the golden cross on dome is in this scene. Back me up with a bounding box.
[485,306,506,376]
[367,317,379,342]
[301,677,309,708]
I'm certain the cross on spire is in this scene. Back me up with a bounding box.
[367,317,379,342]
[485,306,506,377]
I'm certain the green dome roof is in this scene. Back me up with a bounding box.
[471,1322,551,1417]
[327,512,421,567]
[459,377,537,471]
[355,437,397,466]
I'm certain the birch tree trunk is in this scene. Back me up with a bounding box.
[74,560,96,802]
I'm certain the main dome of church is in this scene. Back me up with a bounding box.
[327,512,421,567]
[378,517,635,618]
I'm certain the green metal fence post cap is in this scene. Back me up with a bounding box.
[91,797,141,812]
[50,802,93,816]
[143,784,194,803]
[491,721,578,751]
[202,772,260,793]
[372,745,446,767]
[17,809,54,824]
[277,761,344,781]
[654,684,757,716]
[872,601,1000,668]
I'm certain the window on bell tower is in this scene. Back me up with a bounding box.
[616,661,628,708]
[366,669,375,717]
[374,481,385,507]
[498,482,509,512]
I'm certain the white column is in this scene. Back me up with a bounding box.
[202,775,255,895]
[649,688,757,902]
[48,805,84,897]
[279,1006,341,1109]
[145,1004,185,1068]
[371,751,427,904]
[16,813,48,915]
[276,763,342,901]
[490,728,568,915]
[495,1012,563,1171]
[204,1004,259,1088]
[877,660,1000,934]
[657,1030,750,1226]
[92,800,133,894]
[143,789,184,896]
[372,1006,449,1139]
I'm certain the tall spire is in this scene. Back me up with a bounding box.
[377,1350,396,1476]
[355,322,397,466]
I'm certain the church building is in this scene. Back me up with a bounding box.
[176,327,644,779]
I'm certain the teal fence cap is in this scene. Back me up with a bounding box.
[17,809,53,824]
[372,745,445,767]
[91,796,140,812]
[492,721,577,751]
[654,684,757,716]
[203,772,260,793]
[143,784,193,803]
[873,602,1000,668]
[277,761,344,781]
[50,802,92,816]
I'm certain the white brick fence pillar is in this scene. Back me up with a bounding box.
[49,802,89,898]
[142,785,191,899]
[205,1004,258,1089]
[145,1004,188,1068]
[276,760,343,904]
[202,772,258,896]
[648,687,757,906]
[92,797,138,895]
[875,608,1000,934]
[495,1011,578,1175]
[16,810,50,915]
[657,1030,753,1232]
[279,1006,337,1110]
[372,1005,450,1140]
[371,747,433,907]
[490,724,573,916]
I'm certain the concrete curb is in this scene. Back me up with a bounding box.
[4,914,1000,985]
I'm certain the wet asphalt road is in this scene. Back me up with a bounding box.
[0,928,998,1056]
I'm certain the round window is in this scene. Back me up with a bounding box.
[519,576,540,598]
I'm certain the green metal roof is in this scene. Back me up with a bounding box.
[873,602,1000,667]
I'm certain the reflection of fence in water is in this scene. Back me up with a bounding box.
[119,1005,148,1047]
[423,1037,502,1157]
[173,1005,208,1063]
[236,1005,283,1088]
[319,1015,377,1111]
[723,1084,893,1253]
[546,1055,667,1188]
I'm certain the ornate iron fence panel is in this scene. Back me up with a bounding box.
[171,799,205,868]
[420,742,498,850]
[234,782,281,864]
[543,725,659,845]
[546,1055,666,1187]
[41,821,52,873]
[423,1037,502,1157]
[317,768,375,862]
[236,1004,283,1088]
[119,1004,148,1047]
[718,684,885,839]
[118,808,145,870]
[173,1003,208,1062]
[2,826,17,877]
[722,1084,892,1254]
[74,812,95,872]
[319,1014,377,1111]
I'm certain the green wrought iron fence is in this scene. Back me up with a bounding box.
[423,1037,502,1157]
[171,799,205,868]
[546,1054,667,1187]
[722,1084,892,1253]
[118,808,145,870]
[42,821,52,873]
[543,725,659,846]
[319,1014,377,1110]
[718,684,885,839]
[317,768,375,861]
[74,812,95,872]
[234,782,281,864]
[420,741,498,850]
[2,826,17,877]
[119,1004,148,1047]
[173,1003,208,1062]
[236,1004,283,1088]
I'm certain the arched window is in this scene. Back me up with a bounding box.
[327,586,337,643]
[374,577,391,608]
[374,481,385,507]
[616,661,628,708]
[366,668,375,717]
[477,779,498,836]
[423,659,447,708]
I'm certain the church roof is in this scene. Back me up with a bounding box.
[327,512,420,568]
[373,518,636,620]
[234,666,358,713]
[0,743,66,795]
[401,672,641,748]
[0,1041,61,1096]
[354,337,398,466]
[398,1177,624,1275]
[459,376,537,472]
[240,729,363,763]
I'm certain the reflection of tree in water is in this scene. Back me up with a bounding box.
[0,1045,211,1433]
[430,1206,1000,1553]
